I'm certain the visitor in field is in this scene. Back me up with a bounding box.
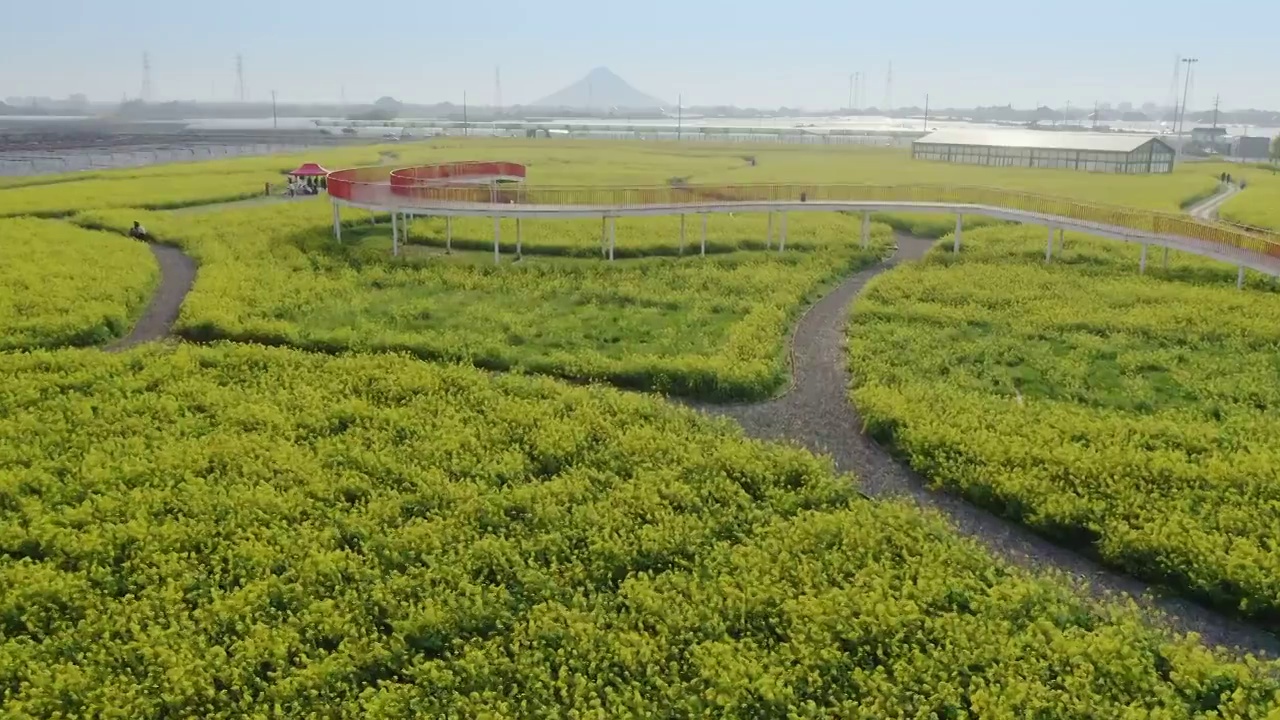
[128,221,147,240]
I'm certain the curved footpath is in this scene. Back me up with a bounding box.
[1187,182,1241,221]
[690,233,1279,657]
[108,230,1279,656]
[106,243,196,352]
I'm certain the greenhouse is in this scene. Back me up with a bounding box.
[912,129,1176,174]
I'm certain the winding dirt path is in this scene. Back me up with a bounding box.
[106,243,196,351]
[689,233,1280,657]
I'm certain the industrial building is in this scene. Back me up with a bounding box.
[912,129,1176,174]
[1232,136,1272,160]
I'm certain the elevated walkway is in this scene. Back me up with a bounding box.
[327,162,1280,282]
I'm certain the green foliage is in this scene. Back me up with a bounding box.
[2,344,1278,718]
[75,202,889,400]
[849,225,1280,625]
[0,217,158,348]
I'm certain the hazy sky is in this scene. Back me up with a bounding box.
[2,0,1277,110]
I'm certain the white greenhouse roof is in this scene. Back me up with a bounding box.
[915,129,1169,153]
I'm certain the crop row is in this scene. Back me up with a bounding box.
[2,344,1278,718]
[848,225,1280,625]
[0,217,157,349]
[76,202,890,400]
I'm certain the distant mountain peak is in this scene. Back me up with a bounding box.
[532,68,667,110]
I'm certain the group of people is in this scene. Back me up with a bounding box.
[287,176,327,197]
[1219,171,1247,189]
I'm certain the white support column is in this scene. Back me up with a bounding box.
[601,217,608,257]
[953,214,963,253]
[516,218,523,258]
[1163,247,1169,270]
[445,216,452,252]
[766,212,774,250]
[861,211,870,249]
[1139,244,1148,274]
[391,211,399,257]
[1238,266,1245,290]
[680,214,686,255]
[493,216,501,265]
[332,201,341,241]
[779,212,788,251]
[608,216,616,261]
[700,213,707,257]
[1046,226,1054,262]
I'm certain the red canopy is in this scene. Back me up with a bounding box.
[288,162,330,177]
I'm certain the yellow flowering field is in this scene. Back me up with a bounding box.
[849,225,1280,624]
[75,201,889,399]
[2,344,1277,718]
[0,217,157,348]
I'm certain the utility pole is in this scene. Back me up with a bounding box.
[923,94,929,131]
[1177,57,1199,153]
[848,73,854,112]
[1212,93,1220,128]
[1093,101,1099,129]
[235,54,246,102]
[677,93,682,142]
[271,90,278,129]
[463,91,468,136]
[1065,100,1071,126]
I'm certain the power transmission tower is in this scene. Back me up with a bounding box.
[141,52,153,102]
[495,66,503,116]
[235,54,246,102]
[1212,93,1220,128]
[884,61,893,112]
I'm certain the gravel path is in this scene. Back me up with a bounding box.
[107,243,196,351]
[690,233,1280,657]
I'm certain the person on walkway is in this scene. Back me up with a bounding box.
[128,221,148,240]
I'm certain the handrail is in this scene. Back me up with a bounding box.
[326,164,1280,260]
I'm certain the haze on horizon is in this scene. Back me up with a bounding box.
[2,0,1277,112]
